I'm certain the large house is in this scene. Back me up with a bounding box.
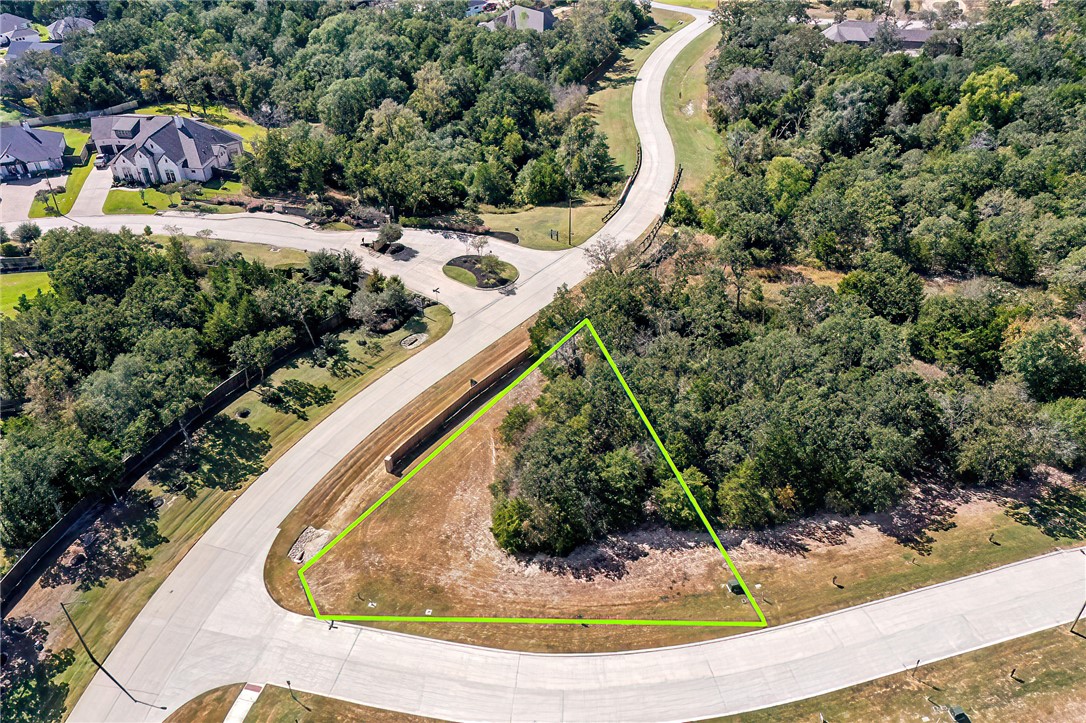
[0,13,37,44]
[90,114,244,186]
[47,16,95,40]
[480,5,555,32]
[0,123,65,179]
[822,20,934,50]
[4,40,62,61]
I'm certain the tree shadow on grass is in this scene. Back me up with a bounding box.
[149,415,271,499]
[1000,475,1086,540]
[40,490,168,591]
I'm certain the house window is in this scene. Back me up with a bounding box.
[165,169,176,183]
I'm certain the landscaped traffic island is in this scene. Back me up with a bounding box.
[442,255,519,289]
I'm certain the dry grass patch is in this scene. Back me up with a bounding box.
[165,683,244,723]
[716,626,1086,722]
[244,686,439,723]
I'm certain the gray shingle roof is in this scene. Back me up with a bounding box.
[481,6,555,32]
[91,114,243,171]
[47,16,94,40]
[5,40,63,60]
[822,20,933,46]
[0,12,32,35]
[0,125,66,164]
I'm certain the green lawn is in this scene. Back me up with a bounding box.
[149,235,310,269]
[442,264,478,287]
[662,23,722,192]
[197,179,246,198]
[481,197,611,251]
[32,23,50,40]
[1,271,51,315]
[39,123,91,155]
[0,105,25,122]
[137,103,266,149]
[102,188,179,214]
[28,155,97,218]
[591,8,692,174]
[42,306,454,717]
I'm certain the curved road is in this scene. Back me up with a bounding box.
[9,5,1079,721]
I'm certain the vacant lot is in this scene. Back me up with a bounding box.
[297,329,1083,652]
[304,364,757,641]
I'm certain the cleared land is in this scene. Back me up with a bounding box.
[662,23,722,191]
[303,358,759,640]
[480,196,611,251]
[11,307,453,716]
[717,626,1086,722]
[28,155,96,218]
[1,270,51,315]
[243,685,439,723]
[278,324,1084,652]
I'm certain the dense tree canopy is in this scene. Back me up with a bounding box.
[2,0,646,214]
[0,229,414,549]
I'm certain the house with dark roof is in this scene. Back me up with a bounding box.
[822,20,933,50]
[47,16,95,40]
[480,5,555,32]
[0,123,66,179]
[0,13,36,43]
[90,114,244,186]
[4,40,62,60]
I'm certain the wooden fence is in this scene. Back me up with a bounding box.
[602,143,642,224]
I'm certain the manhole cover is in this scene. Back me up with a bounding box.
[400,333,428,350]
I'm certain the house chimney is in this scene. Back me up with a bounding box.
[174,115,184,129]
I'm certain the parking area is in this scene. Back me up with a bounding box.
[0,174,69,222]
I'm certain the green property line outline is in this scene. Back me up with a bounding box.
[298,318,769,628]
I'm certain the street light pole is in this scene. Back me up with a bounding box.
[60,601,167,711]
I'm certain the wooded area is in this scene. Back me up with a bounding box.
[1,0,649,214]
[492,0,1086,556]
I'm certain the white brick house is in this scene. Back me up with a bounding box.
[90,114,243,186]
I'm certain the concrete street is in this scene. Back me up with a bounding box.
[8,4,1083,721]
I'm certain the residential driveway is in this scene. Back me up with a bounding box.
[0,174,68,222]
[68,166,114,217]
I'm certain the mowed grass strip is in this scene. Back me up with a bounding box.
[591,8,692,173]
[243,685,441,723]
[662,23,722,192]
[28,155,97,218]
[15,306,453,716]
[715,626,1086,722]
[1,270,51,315]
[164,683,244,723]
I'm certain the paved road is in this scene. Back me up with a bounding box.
[41,5,1086,721]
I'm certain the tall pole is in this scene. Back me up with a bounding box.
[568,191,573,246]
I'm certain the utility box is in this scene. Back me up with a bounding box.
[726,579,744,595]
[949,706,971,723]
